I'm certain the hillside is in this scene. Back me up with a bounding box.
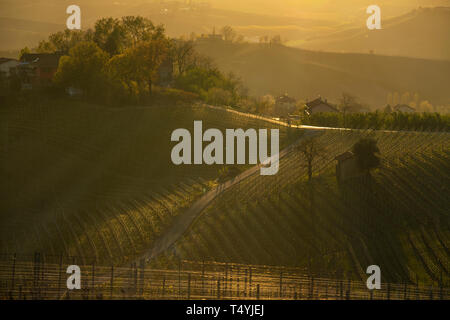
[0,99,299,264]
[299,7,450,61]
[195,41,450,107]
[163,129,450,285]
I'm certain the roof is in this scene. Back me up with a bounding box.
[335,151,354,162]
[20,53,62,68]
[305,97,339,111]
[393,104,415,111]
[0,57,18,64]
[276,94,296,104]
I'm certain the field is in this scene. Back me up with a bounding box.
[162,129,450,286]
[0,100,449,299]
[0,99,299,265]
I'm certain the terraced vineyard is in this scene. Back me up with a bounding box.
[165,129,450,286]
[0,100,299,265]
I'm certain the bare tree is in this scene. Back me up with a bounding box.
[169,39,196,76]
[221,26,237,42]
[297,137,326,182]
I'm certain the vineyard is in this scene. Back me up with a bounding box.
[163,129,450,287]
[0,99,299,265]
[0,255,448,300]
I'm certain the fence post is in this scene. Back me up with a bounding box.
[256,284,260,300]
[217,278,221,299]
[244,269,248,297]
[187,273,191,299]
[91,261,95,299]
[139,258,145,297]
[110,265,114,300]
[249,268,252,297]
[429,286,433,300]
[201,260,205,297]
[11,253,16,296]
[178,260,181,299]
[57,254,62,298]
[387,282,391,300]
[279,271,283,298]
[403,282,407,300]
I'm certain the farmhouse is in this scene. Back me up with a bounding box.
[16,53,62,89]
[304,97,339,115]
[335,151,363,183]
[274,93,296,116]
[0,58,20,77]
[393,104,415,113]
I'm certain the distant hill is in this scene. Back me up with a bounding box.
[195,40,450,107]
[298,7,450,61]
[0,17,62,51]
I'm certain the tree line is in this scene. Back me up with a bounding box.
[18,16,245,106]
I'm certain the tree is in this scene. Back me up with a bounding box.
[221,26,236,42]
[121,16,164,47]
[107,52,136,95]
[352,138,380,175]
[130,38,169,94]
[54,41,109,98]
[169,39,196,76]
[297,137,325,182]
[93,17,127,56]
[18,47,31,60]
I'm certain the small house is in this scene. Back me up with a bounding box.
[16,53,62,89]
[335,151,363,183]
[393,104,415,113]
[0,58,20,77]
[305,97,339,115]
[274,93,296,116]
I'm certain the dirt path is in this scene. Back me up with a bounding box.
[141,116,321,262]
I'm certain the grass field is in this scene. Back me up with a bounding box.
[0,99,300,265]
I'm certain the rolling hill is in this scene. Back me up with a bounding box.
[195,40,450,107]
[0,99,299,264]
[299,7,450,61]
[164,129,450,285]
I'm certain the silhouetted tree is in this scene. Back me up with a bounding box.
[352,138,380,175]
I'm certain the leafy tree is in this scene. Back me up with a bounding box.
[36,30,88,54]
[18,47,31,60]
[121,16,164,47]
[129,38,169,94]
[352,138,381,175]
[54,41,109,98]
[93,18,126,56]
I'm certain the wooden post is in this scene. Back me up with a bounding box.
[403,282,407,300]
[244,269,248,297]
[11,254,16,294]
[256,284,260,300]
[57,254,62,297]
[217,278,221,299]
[201,260,205,296]
[279,271,283,298]
[387,282,391,300]
[139,259,145,296]
[162,275,166,298]
[187,273,191,299]
[110,265,114,300]
[91,262,95,299]
[178,260,181,299]
[249,268,252,297]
